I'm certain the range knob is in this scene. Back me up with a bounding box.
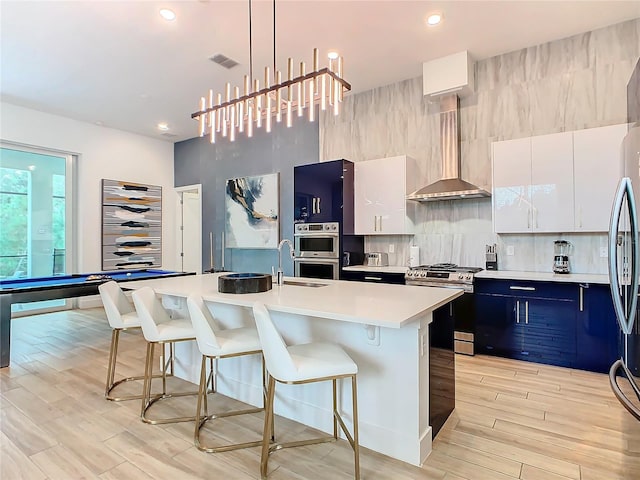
[296,225,303,231]
[420,271,427,278]
[458,273,463,279]
[466,274,472,280]
[331,224,337,230]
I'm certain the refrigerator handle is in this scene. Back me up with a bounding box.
[608,178,640,335]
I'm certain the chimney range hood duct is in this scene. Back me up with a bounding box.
[407,94,490,202]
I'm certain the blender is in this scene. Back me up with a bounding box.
[553,240,571,274]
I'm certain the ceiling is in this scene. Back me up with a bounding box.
[1,1,639,143]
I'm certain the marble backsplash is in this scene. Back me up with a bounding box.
[323,19,639,276]
[362,199,610,274]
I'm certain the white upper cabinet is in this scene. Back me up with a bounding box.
[492,137,532,233]
[354,155,416,235]
[492,124,628,234]
[530,132,574,232]
[573,124,628,232]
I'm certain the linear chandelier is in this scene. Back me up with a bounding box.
[191,1,350,143]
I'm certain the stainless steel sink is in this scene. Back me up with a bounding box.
[282,280,328,288]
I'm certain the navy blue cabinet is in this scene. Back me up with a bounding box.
[575,283,620,373]
[294,159,354,232]
[476,278,619,372]
[476,280,577,367]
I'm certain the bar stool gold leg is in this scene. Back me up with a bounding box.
[105,329,119,396]
[259,374,360,480]
[140,340,199,425]
[105,327,162,401]
[194,352,266,453]
[260,375,276,479]
[351,375,360,480]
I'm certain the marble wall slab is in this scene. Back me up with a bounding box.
[320,18,639,274]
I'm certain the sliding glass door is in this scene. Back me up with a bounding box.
[0,144,74,314]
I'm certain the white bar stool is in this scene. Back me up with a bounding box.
[251,302,360,480]
[187,295,266,453]
[99,281,154,401]
[132,286,199,425]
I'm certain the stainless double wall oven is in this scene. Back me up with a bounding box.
[293,222,340,280]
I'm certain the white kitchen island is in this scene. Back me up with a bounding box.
[122,273,462,466]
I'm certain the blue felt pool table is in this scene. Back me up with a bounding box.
[0,269,195,368]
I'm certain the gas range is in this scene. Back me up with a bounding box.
[405,263,483,292]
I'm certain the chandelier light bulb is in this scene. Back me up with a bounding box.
[427,13,442,26]
[159,9,176,21]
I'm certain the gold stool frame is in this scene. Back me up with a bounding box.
[194,350,269,452]
[105,326,162,401]
[141,339,200,424]
[260,373,360,479]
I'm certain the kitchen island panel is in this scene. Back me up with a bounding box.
[122,273,462,466]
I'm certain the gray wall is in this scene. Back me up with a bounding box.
[320,18,640,274]
[174,120,319,275]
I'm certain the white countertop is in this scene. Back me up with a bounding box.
[343,265,409,274]
[124,273,463,329]
[476,270,610,284]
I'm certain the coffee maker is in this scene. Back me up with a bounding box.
[553,240,571,274]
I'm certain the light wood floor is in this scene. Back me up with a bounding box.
[1,308,639,480]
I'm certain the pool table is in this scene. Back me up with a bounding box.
[0,269,195,368]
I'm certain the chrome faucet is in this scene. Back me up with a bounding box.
[277,239,295,286]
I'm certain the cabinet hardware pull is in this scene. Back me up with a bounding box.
[379,216,382,231]
[525,300,529,324]
[364,276,382,281]
[579,286,584,312]
[509,286,536,291]
[450,303,453,316]
[374,216,377,231]
[312,197,316,214]
[317,197,321,213]
[579,206,582,228]
[516,300,520,323]
[527,209,531,229]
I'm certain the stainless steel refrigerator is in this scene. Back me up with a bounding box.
[608,57,640,420]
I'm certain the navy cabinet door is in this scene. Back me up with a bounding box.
[294,161,344,223]
[475,279,579,369]
[516,297,576,368]
[576,284,620,373]
[475,293,517,356]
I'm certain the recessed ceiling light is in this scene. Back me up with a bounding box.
[157,123,170,131]
[426,13,442,26]
[159,8,176,21]
[327,51,339,60]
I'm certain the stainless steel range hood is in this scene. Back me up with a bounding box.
[407,94,490,202]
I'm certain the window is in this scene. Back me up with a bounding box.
[0,145,74,314]
[0,167,29,278]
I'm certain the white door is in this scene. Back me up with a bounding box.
[530,132,574,232]
[176,186,202,273]
[354,156,409,235]
[574,124,627,231]
[492,138,532,233]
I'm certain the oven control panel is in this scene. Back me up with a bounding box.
[294,222,339,234]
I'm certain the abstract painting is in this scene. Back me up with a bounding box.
[102,179,162,270]
[225,173,279,248]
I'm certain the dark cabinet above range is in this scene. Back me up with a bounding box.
[294,159,354,233]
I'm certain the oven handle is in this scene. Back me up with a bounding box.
[293,258,339,264]
[293,233,339,238]
[406,281,471,292]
